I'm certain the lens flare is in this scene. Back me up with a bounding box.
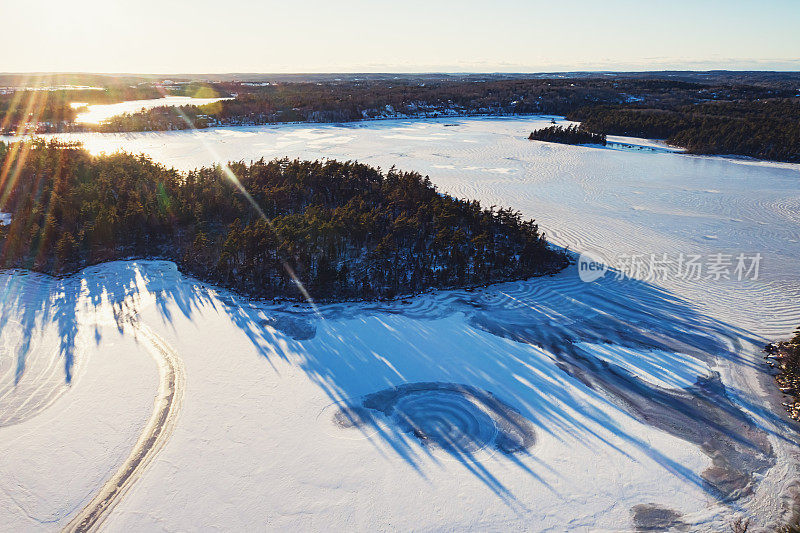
[0,78,322,319]
[128,87,323,318]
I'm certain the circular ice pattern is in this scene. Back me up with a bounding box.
[329,382,536,457]
[391,390,498,453]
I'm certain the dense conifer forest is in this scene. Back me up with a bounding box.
[528,125,606,145]
[0,141,567,300]
[568,99,800,162]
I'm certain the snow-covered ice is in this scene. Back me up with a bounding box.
[70,96,230,124]
[1,116,799,531]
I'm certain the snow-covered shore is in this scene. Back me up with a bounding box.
[1,116,799,530]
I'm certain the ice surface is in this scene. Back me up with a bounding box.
[71,96,230,124]
[1,117,799,530]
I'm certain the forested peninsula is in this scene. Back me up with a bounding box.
[0,141,567,300]
[568,100,800,163]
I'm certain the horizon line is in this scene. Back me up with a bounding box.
[2,68,800,77]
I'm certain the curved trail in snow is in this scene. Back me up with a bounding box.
[63,318,185,533]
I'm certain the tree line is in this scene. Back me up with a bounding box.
[0,84,227,134]
[568,99,800,162]
[4,76,796,162]
[0,140,567,300]
[82,77,791,134]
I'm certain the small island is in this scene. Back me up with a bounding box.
[528,125,606,146]
[0,140,568,300]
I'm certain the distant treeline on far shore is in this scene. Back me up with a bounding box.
[568,100,800,163]
[2,75,798,162]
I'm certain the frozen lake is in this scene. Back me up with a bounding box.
[1,116,799,531]
[36,115,800,331]
[70,95,230,124]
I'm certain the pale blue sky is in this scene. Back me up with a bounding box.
[1,0,798,72]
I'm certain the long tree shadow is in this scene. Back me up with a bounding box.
[0,259,794,510]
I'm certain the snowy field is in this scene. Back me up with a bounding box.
[1,116,799,531]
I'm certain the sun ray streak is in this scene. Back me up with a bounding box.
[146,96,325,320]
